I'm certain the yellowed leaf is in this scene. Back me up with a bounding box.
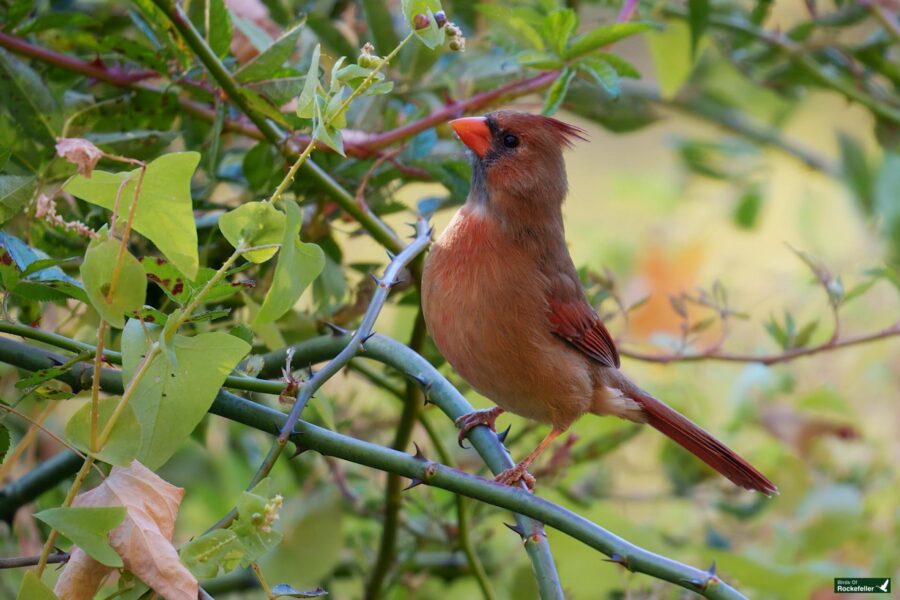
[54,461,197,600]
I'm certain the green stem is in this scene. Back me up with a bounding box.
[365,309,426,600]
[0,338,746,599]
[151,0,404,253]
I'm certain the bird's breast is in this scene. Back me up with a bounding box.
[421,208,592,425]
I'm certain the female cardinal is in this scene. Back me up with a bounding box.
[421,110,777,495]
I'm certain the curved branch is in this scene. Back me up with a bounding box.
[618,322,900,365]
[0,338,745,599]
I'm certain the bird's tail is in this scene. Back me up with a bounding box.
[633,392,778,495]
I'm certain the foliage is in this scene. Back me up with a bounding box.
[0,0,897,599]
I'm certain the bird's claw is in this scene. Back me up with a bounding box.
[494,465,536,491]
[455,407,504,448]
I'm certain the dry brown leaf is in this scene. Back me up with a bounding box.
[55,138,104,178]
[54,461,197,600]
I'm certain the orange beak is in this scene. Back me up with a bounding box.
[449,117,491,158]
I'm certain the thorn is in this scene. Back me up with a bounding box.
[603,553,632,570]
[707,560,717,577]
[496,424,512,443]
[289,444,309,459]
[403,478,424,491]
[322,321,349,336]
[680,577,708,590]
[458,437,470,450]
[409,373,429,389]
[503,522,526,539]
[405,221,417,230]
[362,332,377,344]
[306,363,315,378]
[386,250,396,260]
[369,273,382,286]
[411,442,427,461]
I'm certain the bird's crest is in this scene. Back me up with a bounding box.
[536,116,589,148]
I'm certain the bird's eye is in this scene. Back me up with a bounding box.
[502,133,519,148]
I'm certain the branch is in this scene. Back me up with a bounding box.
[0,339,745,599]
[149,0,405,253]
[618,322,900,365]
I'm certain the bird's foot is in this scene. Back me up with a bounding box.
[455,407,505,447]
[494,465,536,491]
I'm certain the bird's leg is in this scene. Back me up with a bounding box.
[455,406,505,447]
[495,428,564,490]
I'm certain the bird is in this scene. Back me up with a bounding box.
[420,110,777,495]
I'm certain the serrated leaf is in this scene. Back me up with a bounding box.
[64,152,201,279]
[235,21,304,83]
[0,48,61,144]
[219,201,286,263]
[542,9,578,56]
[564,22,655,60]
[122,322,250,469]
[515,50,563,69]
[0,174,34,224]
[35,507,126,567]
[80,231,147,328]
[66,397,142,466]
[239,87,292,128]
[296,44,321,119]
[590,52,641,78]
[206,0,232,58]
[180,529,246,578]
[255,200,324,324]
[579,58,620,97]
[542,68,575,116]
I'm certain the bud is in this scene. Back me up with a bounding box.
[449,37,465,52]
[435,10,448,28]
[357,54,375,68]
[413,13,430,29]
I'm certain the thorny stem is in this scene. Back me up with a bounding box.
[0,339,745,599]
[205,221,431,533]
[365,308,426,600]
[266,30,415,208]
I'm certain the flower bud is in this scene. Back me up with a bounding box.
[435,10,448,28]
[449,38,465,52]
[413,13,430,30]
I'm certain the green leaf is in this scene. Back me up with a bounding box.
[401,0,445,49]
[122,320,250,469]
[219,201,286,263]
[515,50,563,70]
[231,13,274,53]
[733,186,763,229]
[231,478,283,565]
[579,58,620,98]
[542,68,575,116]
[270,584,328,598]
[838,133,874,213]
[542,9,578,56]
[142,256,252,306]
[647,21,693,98]
[64,152,201,279]
[206,0,232,58]
[66,397,142,466]
[315,96,345,155]
[235,21,304,83]
[564,22,655,60]
[34,506,126,567]
[16,572,58,600]
[687,0,710,58]
[0,48,61,144]
[296,44,321,119]
[255,201,325,324]
[0,422,9,464]
[0,233,86,303]
[180,529,246,578]
[0,175,34,224]
[80,230,147,328]
[590,52,641,78]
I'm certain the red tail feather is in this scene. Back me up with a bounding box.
[634,393,778,495]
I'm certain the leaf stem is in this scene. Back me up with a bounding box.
[89,320,108,453]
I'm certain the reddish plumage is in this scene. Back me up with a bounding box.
[422,110,777,494]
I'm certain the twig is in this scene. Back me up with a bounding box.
[0,553,69,569]
[618,322,900,365]
[0,339,746,599]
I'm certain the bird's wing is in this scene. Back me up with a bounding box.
[547,294,621,369]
